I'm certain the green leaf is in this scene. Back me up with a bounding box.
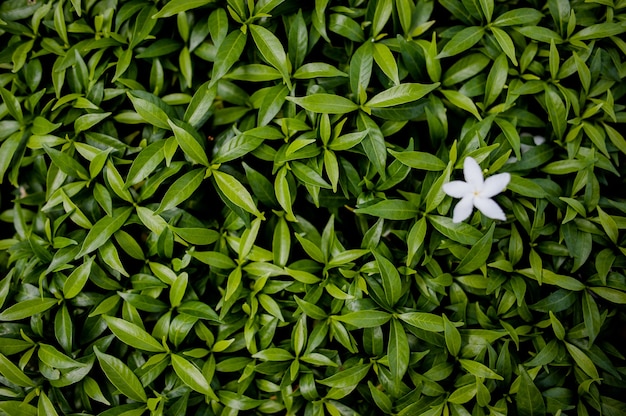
[287,94,359,114]
[127,91,171,129]
[570,23,626,42]
[373,42,399,86]
[368,381,393,413]
[490,27,518,65]
[103,315,165,352]
[443,314,462,357]
[38,343,85,369]
[388,149,446,171]
[597,206,618,244]
[63,256,93,299]
[94,347,147,402]
[290,162,330,192]
[152,0,214,19]
[443,53,490,87]
[590,287,626,304]
[171,354,218,400]
[398,312,445,332]
[358,112,387,178]
[448,383,477,404]
[252,348,294,361]
[192,251,237,269]
[156,168,204,213]
[365,83,439,108]
[334,310,391,328]
[249,24,291,88]
[388,318,410,383]
[493,8,543,26]
[437,26,485,58]
[125,140,166,186]
[459,359,504,380]
[350,41,374,102]
[243,162,278,207]
[0,353,36,387]
[293,63,348,79]
[564,342,599,379]
[516,26,563,43]
[355,199,418,220]
[455,223,495,274]
[74,112,111,134]
[168,120,209,166]
[210,30,247,86]
[374,250,403,307]
[329,13,365,42]
[0,402,36,416]
[0,86,23,123]
[485,54,509,108]
[508,176,548,198]
[44,145,89,180]
[212,169,262,217]
[0,132,24,184]
[428,215,482,245]
[106,161,134,203]
[76,206,133,258]
[177,300,220,322]
[184,83,216,129]
[516,365,546,416]
[318,362,371,388]
[0,298,58,321]
[549,311,566,340]
[37,391,60,416]
[441,89,482,120]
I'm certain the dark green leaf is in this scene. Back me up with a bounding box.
[355,200,418,220]
[94,347,147,402]
[517,365,546,416]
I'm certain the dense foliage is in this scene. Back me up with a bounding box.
[1,0,626,414]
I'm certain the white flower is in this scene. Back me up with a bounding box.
[443,157,511,223]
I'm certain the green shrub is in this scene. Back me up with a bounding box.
[1,0,626,414]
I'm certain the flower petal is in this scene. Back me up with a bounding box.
[452,196,474,223]
[463,157,483,188]
[443,181,471,198]
[533,135,545,145]
[481,173,510,198]
[474,196,506,221]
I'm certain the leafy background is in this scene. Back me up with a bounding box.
[1,0,626,415]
